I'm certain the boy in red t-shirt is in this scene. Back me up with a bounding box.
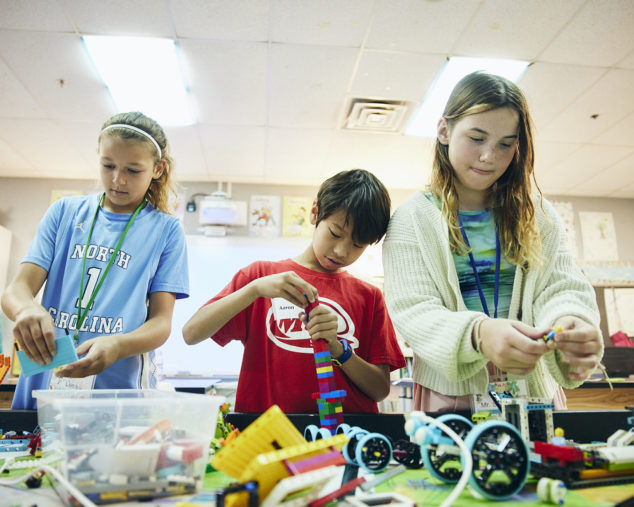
[183,169,405,413]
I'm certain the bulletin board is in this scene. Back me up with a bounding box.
[159,235,307,377]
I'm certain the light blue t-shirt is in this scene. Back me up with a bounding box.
[13,194,189,409]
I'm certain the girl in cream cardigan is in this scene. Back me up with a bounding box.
[383,72,603,412]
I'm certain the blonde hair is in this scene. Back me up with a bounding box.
[430,71,543,269]
[99,112,177,214]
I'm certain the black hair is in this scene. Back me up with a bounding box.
[315,169,391,245]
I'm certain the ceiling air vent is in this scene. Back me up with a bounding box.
[342,98,413,133]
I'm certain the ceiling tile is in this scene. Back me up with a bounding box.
[366,0,478,54]
[265,128,333,185]
[179,40,267,126]
[619,50,634,69]
[609,181,634,198]
[533,140,582,184]
[454,0,583,60]
[540,0,634,66]
[325,131,433,189]
[0,30,115,121]
[519,63,605,129]
[65,0,173,37]
[0,136,35,173]
[350,51,446,102]
[572,151,634,194]
[538,69,634,143]
[0,57,46,118]
[164,125,208,180]
[197,125,266,180]
[0,119,91,177]
[540,144,633,190]
[171,0,268,41]
[270,0,372,47]
[268,44,358,128]
[0,0,74,32]
[593,112,634,147]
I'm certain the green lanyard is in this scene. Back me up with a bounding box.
[75,193,146,342]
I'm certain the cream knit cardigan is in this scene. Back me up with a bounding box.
[382,191,602,400]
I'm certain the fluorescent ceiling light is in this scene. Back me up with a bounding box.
[83,36,194,126]
[405,57,529,137]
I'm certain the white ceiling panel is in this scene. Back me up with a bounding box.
[265,127,332,184]
[268,43,358,128]
[179,40,267,126]
[367,0,478,54]
[533,141,582,185]
[325,131,432,189]
[454,0,584,60]
[197,125,266,179]
[170,0,268,41]
[0,30,114,121]
[539,0,634,66]
[270,0,372,47]
[350,50,445,101]
[572,151,634,194]
[520,63,605,129]
[0,0,73,32]
[538,68,634,144]
[0,0,632,197]
[610,180,634,198]
[164,125,208,179]
[56,119,105,171]
[0,57,46,118]
[593,112,634,147]
[619,50,634,69]
[542,144,633,191]
[64,0,173,37]
[0,136,34,174]
[0,119,89,177]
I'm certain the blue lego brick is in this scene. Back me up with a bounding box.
[524,403,555,411]
[17,335,79,377]
[321,389,347,398]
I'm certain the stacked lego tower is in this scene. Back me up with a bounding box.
[305,299,346,434]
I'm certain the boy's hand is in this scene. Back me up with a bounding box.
[300,305,339,352]
[13,304,56,366]
[478,318,549,375]
[252,271,318,307]
[55,336,121,378]
[552,316,602,381]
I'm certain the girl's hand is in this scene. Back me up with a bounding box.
[553,316,602,381]
[299,305,339,352]
[479,318,549,375]
[13,304,56,366]
[55,337,121,378]
[251,271,318,308]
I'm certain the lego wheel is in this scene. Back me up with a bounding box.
[355,433,393,473]
[463,420,530,501]
[342,427,369,466]
[421,414,473,483]
[303,424,332,441]
[394,439,424,469]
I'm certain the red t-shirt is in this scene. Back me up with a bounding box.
[205,259,405,413]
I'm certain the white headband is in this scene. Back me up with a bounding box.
[101,124,162,159]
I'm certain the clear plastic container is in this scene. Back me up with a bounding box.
[34,389,224,504]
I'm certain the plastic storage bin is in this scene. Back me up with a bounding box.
[34,389,224,504]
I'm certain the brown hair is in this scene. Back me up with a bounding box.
[430,71,543,268]
[99,112,177,214]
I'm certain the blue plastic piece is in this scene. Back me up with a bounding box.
[17,335,78,377]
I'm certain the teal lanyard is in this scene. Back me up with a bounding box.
[75,193,146,341]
